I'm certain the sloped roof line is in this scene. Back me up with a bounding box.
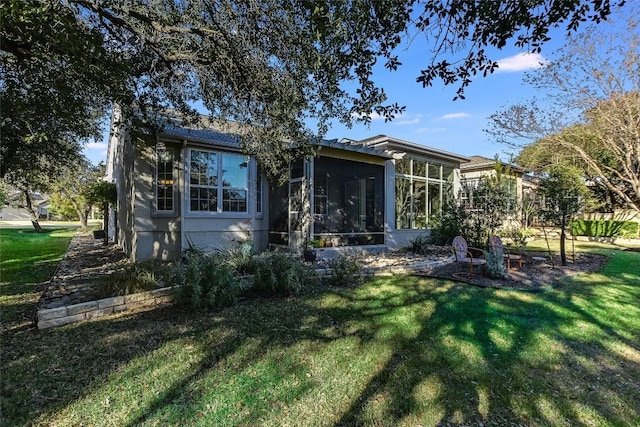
[355,134,470,162]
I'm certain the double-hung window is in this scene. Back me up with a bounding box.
[189,149,248,214]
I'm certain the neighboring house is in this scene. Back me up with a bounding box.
[0,191,50,220]
[106,111,469,262]
[460,155,526,225]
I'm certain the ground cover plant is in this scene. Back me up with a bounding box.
[1,240,639,426]
[0,227,75,327]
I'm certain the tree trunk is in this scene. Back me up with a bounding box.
[23,190,43,233]
[71,199,89,228]
[560,215,567,266]
[78,209,89,228]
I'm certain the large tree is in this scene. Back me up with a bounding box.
[488,6,640,213]
[2,0,623,182]
[49,159,104,227]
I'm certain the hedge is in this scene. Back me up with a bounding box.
[570,220,639,238]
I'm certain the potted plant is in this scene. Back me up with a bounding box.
[302,238,317,262]
[87,181,116,245]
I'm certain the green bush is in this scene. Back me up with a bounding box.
[327,255,363,287]
[500,226,535,248]
[407,234,432,255]
[216,242,255,275]
[99,263,158,297]
[570,220,639,238]
[169,251,250,310]
[427,198,469,245]
[251,252,317,295]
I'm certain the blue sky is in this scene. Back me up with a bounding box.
[81,4,631,165]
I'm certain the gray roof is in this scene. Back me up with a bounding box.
[354,135,470,163]
[155,115,243,148]
[151,115,460,162]
[461,155,523,173]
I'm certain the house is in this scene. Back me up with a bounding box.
[106,110,469,262]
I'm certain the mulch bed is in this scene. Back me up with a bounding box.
[419,251,609,291]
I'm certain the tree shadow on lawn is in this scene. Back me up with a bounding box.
[2,252,639,426]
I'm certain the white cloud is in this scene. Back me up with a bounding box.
[437,112,470,120]
[393,118,420,126]
[86,142,107,149]
[496,52,547,72]
[415,127,446,134]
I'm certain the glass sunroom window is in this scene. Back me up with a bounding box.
[189,149,248,213]
[395,157,453,229]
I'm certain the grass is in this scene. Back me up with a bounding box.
[0,228,76,327]
[1,239,639,426]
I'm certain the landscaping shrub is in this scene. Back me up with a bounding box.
[251,252,317,295]
[216,241,255,275]
[427,197,469,245]
[570,220,639,238]
[169,251,250,310]
[500,226,536,248]
[99,263,158,297]
[327,255,363,287]
[407,233,432,255]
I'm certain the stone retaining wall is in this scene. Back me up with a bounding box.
[36,256,455,330]
[317,256,455,279]
[36,287,173,330]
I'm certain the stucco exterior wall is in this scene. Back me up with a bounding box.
[131,141,182,261]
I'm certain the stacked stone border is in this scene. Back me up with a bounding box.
[316,256,455,280]
[36,288,174,330]
[36,256,455,330]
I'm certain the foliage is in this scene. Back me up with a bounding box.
[86,181,117,205]
[429,163,518,248]
[47,193,79,221]
[488,7,640,213]
[0,0,122,197]
[1,1,622,182]
[539,165,591,265]
[98,264,158,298]
[427,196,469,245]
[215,241,255,275]
[407,233,434,255]
[49,158,104,226]
[169,250,250,310]
[462,166,517,247]
[500,226,536,249]
[539,166,589,226]
[251,252,317,295]
[327,255,363,287]
[463,177,512,247]
[570,220,639,239]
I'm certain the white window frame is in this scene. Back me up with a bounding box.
[186,148,250,217]
[153,143,177,217]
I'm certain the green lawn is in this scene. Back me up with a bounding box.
[0,228,76,327]
[1,239,639,426]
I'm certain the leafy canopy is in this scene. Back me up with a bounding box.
[488,6,639,213]
[1,0,623,179]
